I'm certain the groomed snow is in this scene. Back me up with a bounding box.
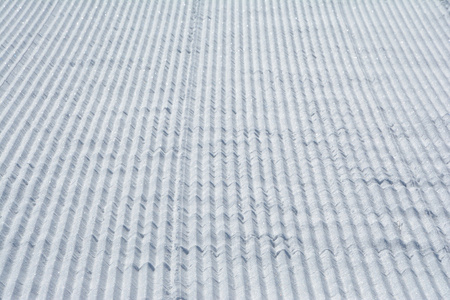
[0,0,449,299]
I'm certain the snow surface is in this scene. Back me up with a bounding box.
[0,0,449,299]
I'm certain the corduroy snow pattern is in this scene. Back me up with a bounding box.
[0,0,449,299]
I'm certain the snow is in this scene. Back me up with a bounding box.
[0,0,449,299]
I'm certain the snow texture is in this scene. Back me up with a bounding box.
[0,0,449,299]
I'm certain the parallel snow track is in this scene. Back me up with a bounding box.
[0,0,449,299]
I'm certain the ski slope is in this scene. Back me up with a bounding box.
[0,0,449,299]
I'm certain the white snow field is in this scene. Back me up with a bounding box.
[0,0,449,299]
